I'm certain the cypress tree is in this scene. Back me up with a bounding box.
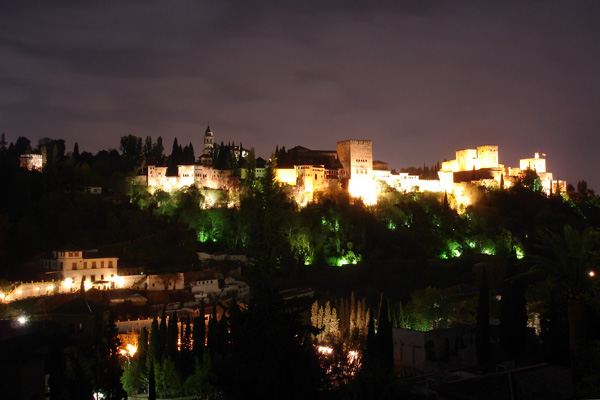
[167,311,179,362]
[376,295,394,368]
[148,315,159,370]
[476,267,491,365]
[159,306,167,359]
[192,302,206,362]
[138,327,148,368]
[148,362,156,400]
[207,303,219,358]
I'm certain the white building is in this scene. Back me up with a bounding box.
[41,248,122,289]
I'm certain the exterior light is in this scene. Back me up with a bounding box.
[589,270,596,278]
[17,316,28,325]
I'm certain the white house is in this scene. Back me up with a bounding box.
[41,248,122,290]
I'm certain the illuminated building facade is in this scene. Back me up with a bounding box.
[337,140,377,204]
[145,125,566,208]
[41,248,122,290]
[19,153,44,171]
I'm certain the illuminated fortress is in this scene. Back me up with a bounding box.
[145,127,566,207]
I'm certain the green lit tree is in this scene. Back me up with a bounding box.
[156,357,181,398]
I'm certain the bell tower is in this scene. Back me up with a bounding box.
[203,125,214,155]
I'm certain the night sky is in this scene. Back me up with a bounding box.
[1,1,599,190]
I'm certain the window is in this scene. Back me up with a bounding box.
[72,262,77,270]
[101,261,104,268]
[92,261,96,269]
[108,260,113,268]
[101,275,104,280]
[83,262,87,269]
[91,275,96,282]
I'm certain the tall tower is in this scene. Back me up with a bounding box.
[336,139,376,204]
[203,125,214,155]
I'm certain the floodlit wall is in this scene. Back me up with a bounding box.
[477,145,499,169]
[147,164,235,192]
[456,149,479,171]
[520,153,546,173]
[275,168,297,185]
[337,140,376,204]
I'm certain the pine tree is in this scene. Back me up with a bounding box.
[0,132,7,152]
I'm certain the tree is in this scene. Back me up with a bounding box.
[147,315,160,369]
[96,310,127,399]
[166,312,179,362]
[159,306,167,359]
[500,262,528,360]
[119,134,143,170]
[148,361,156,400]
[207,303,219,358]
[528,225,600,395]
[476,267,491,365]
[184,355,215,398]
[14,136,31,155]
[121,357,144,395]
[0,132,7,152]
[192,306,206,362]
[156,357,181,398]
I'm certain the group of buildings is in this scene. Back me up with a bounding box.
[1,246,250,304]
[145,126,566,207]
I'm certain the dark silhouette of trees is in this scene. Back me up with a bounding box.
[476,267,491,365]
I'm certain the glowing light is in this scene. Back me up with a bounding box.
[348,179,377,205]
[126,344,137,356]
[18,316,28,325]
[348,350,359,364]
[481,246,496,256]
[63,278,73,289]
[514,245,525,260]
[84,281,92,291]
[589,271,596,278]
[115,276,125,288]
[47,284,54,291]
[387,220,396,230]
[317,345,333,355]
[0,293,5,301]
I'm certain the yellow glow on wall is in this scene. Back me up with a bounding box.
[349,179,377,205]
[275,168,297,185]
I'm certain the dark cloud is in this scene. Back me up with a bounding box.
[1,0,599,189]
